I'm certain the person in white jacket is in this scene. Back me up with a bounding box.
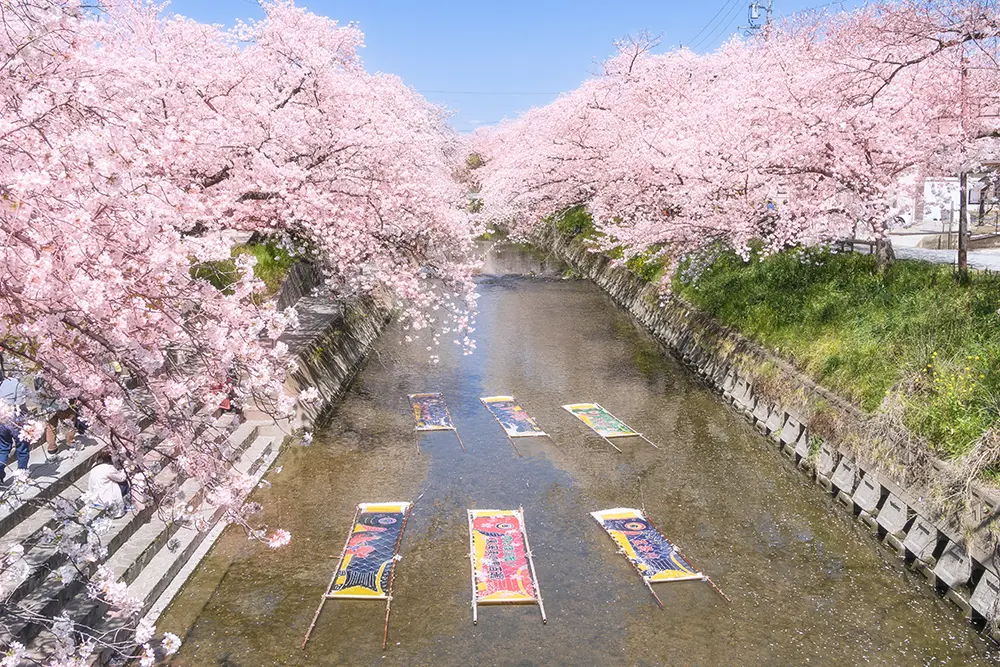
[87,450,131,519]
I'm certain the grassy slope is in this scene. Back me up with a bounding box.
[676,246,1000,460]
[191,239,297,298]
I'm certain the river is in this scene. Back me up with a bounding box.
[161,245,999,666]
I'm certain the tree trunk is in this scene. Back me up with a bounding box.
[875,235,896,272]
[958,170,969,280]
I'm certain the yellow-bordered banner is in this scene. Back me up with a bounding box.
[408,393,455,431]
[591,507,704,583]
[329,502,411,599]
[480,396,547,437]
[468,509,538,603]
[562,403,638,438]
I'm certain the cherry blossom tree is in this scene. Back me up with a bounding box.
[472,0,1000,276]
[0,0,473,662]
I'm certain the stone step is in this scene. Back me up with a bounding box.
[0,438,106,536]
[131,434,281,611]
[1,418,255,611]
[0,501,157,647]
[0,410,250,649]
[0,485,85,609]
[78,435,283,664]
[20,433,282,662]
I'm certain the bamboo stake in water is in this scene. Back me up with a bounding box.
[641,508,731,603]
[506,434,523,457]
[637,433,660,449]
[600,435,623,453]
[443,404,466,452]
[644,578,666,609]
[518,507,547,623]
[302,504,361,649]
[382,495,421,649]
[467,510,479,624]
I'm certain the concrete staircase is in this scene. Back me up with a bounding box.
[0,266,380,664]
[0,405,288,663]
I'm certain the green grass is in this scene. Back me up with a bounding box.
[554,206,596,238]
[191,239,297,297]
[675,246,1000,459]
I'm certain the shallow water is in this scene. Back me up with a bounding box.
[163,245,1000,666]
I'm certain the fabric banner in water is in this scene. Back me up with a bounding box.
[329,502,411,599]
[408,393,454,431]
[480,396,547,437]
[591,508,703,583]
[468,509,538,603]
[562,403,638,438]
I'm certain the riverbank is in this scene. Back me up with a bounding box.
[536,221,1000,639]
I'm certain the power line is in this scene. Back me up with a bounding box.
[686,0,740,48]
[691,0,746,50]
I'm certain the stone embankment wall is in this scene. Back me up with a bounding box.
[539,225,1000,637]
[139,266,390,649]
[273,261,392,425]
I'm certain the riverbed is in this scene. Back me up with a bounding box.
[161,245,999,665]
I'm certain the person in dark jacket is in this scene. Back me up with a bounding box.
[0,408,29,484]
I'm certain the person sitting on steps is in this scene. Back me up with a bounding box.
[87,450,134,519]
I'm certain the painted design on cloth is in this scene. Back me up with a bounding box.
[480,396,547,437]
[469,509,537,603]
[330,502,410,598]
[591,508,703,582]
[562,403,638,438]
[408,393,454,431]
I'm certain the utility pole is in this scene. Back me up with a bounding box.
[957,45,969,280]
[741,0,774,38]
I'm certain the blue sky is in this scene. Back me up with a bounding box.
[164,0,858,133]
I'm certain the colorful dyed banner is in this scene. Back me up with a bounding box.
[480,396,547,437]
[329,502,411,599]
[408,393,454,431]
[591,508,703,583]
[468,509,538,604]
[562,403,638,438]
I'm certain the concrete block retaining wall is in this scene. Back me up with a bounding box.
[541,225,1000,638]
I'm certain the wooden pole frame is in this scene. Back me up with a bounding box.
[409,392,465,452]
[479,396,549,457]
[640,509,731,603]
[467,509,479,624]
[563,402,659,452]
[467,508,547,624]
[382,497,419,649]
[301,504,361,649]
[518,507,547,624]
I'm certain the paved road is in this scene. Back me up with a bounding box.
[894,246,1000,271]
